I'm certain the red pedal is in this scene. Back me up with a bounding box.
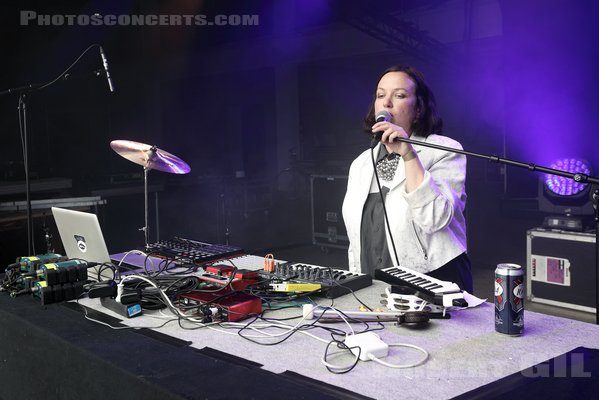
[233,270,258,280]
[198,266,258,291]
[179,291,262,322]
[205,265,235,275]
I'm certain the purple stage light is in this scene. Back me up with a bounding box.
[544,158,591,196]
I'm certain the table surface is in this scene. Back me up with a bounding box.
[76,265,599,400]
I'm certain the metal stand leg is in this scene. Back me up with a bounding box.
[593,189,598,325]
[154,192,160,242]
[142,167,150,250]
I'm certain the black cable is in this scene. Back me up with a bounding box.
[257,304,306,322]
[13,44,102,257]
[327,275,375,311]
[323,339,361,374]
[306,306,385,334]
[143,251,174,277]
[96,262,117,281]
[370,147,401,266]
[1,265,23,290]
[163,275,203,294]
[17,94,34,255]
[38,44,101,91]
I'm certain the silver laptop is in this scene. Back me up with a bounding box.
[51,207,112,280]
[51,207,158,280]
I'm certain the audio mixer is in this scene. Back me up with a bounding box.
[260,262,372,299]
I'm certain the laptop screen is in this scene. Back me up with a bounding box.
[51,207,112,264]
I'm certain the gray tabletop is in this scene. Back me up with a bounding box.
[78,275,599,400]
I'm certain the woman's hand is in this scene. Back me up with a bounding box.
[371,121,415,157]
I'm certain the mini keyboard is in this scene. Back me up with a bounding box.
[375,265,467,307]
[144,237,243,264]
[261,262,372,299]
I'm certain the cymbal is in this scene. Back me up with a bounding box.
[110,140,191,174]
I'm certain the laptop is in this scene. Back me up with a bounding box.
[51,207,114,280]
[51,207,161,280]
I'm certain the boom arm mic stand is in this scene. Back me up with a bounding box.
[389,135,599,324]
[0,44,109,255]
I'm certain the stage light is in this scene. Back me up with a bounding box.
[543,158,591,196]
[538,157,593,231]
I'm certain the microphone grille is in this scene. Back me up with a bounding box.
[375,111,392,123]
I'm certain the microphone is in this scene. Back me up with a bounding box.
[370,110,392,148]
[99,46,115,92]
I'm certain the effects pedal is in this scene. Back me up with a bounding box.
[179,291,262,322]
[197,264,259,291]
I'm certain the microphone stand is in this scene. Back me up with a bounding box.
[1,86,43,256]
[0,44,107,256]
[390,136,599,324]
[21,94,33,256]
[1,72,103,255]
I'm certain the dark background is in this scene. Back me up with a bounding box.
[1,0,597,280]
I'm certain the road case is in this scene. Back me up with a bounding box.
[311,175,349,249]
[526,227,596,313]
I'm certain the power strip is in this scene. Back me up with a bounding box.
[344,332,389,361]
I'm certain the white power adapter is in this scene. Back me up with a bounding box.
[344,332,389,361]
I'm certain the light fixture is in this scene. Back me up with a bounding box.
[538,157,593,231]
[544,158,591,196]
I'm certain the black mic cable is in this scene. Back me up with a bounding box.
[369,110,401,266]
[370,148,401,267]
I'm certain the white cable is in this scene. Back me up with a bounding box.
[219,320,334,344]
[229,304,355,342]
[115,249,156,273]
[114,282,124,303]
[306,304,355,335]
[115,249,143,266]
[216,313,344,343]
[321,342,429,371]
[81,276,220,330]
[369,343,429,368]
[136,285,327,338]
[100,278,355,343]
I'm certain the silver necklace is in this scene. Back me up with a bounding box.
[376,154,399,181]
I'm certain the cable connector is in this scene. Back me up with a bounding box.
[344,332,389,361]
[264,254,275,272]
[87,281,117,298]
[114,282,124,303]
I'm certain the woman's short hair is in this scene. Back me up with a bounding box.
[363,65,443,137]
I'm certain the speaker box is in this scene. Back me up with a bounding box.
[526,227,596,313]
[310,175,348,249]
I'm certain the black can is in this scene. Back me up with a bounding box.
[494,263,524,335]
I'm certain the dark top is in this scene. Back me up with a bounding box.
[359,146,394,276]
[358,147,473,292]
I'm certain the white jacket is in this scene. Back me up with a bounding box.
[342,134,467,275]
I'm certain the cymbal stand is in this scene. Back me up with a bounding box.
[140,146,157,250]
